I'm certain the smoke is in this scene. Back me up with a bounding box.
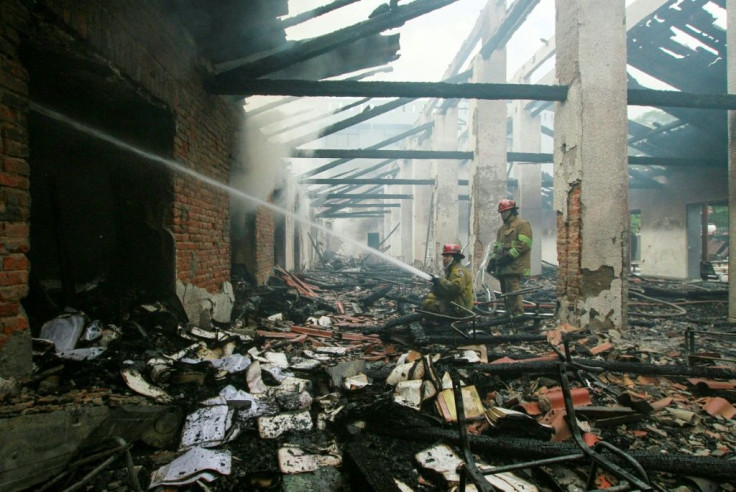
[232,109,291,210]
[329,216,379,257]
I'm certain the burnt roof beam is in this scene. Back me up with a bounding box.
[280,0,361,29]
[296,150,723,168]
[221,78,736,111]
[297,122,433,178]
[211,0,458,83]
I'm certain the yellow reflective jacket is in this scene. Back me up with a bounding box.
[491,215,533,276]
[432,259,475,311]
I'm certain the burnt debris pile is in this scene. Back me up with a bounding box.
[1,266,735,491]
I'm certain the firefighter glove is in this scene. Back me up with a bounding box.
[486,258,497,274]
[430,274,441,286]
[496,255,513,268]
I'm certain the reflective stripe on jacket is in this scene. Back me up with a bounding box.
[490,215,532,276]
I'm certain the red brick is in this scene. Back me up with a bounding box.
[0,270,28,286]
[0,172,30,190]
[0,284,28,301]
[0,222,29,237]
[0,237,29,253]
[0,314,28,336]
[3,253,28,270]
[0,301,19,317]
[3,156,28,175]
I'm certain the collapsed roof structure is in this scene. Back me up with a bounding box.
[1,0,736,490]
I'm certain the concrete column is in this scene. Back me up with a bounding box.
[511,100,543,276]
[468,0,507,275]
[554,0,628,332]
[284,178,296,270]
[387,165,401,258]
[400,160,414,265]
[412,137,432,268]
[728,0,736,321]
[433,107,459,271]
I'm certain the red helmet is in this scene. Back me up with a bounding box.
[498,199,517,213]
[441,243,464,258]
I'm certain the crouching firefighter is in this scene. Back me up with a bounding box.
[421,243,475,324]
[486,199,532,318]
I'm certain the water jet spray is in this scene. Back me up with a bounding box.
[29,102,433,281]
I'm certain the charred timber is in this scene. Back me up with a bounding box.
[213,0,458,81]
[323,193,413,200]
[280,0,360,28]
[284,71,471,148]
[375,427,736,480]
[474,358,736,380]
[219,80,736,113]
[294,149,724,168]
[293,149,473,160]
[217,78,569,100]
[302,178,435,185]
[297,122,434,178]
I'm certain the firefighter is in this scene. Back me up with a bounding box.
[421,243,475,321]
[486,199,532,317]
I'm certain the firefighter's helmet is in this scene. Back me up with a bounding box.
[498,199,517,213]
[441,243,464,258]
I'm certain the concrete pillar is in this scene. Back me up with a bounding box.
[433,107,460,272]
[511,100,543,276]
[728,0,736,321]
[400,160,414,265]
[468,0,507,275]
[554,0,628,332]
[284,178,296,270]
[412,137,432,268]
[387,165,401,258]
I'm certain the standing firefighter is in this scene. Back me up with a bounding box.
[421,243,474,321]
[486,199,533,317]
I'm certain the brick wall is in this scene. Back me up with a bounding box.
[254,207,275,285]
[0,2,32,378]
[39,0,238,293]
[557,183,581,300]
[0,0,246,377]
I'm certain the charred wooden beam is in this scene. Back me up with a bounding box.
[303,178,435,185]
[298,122,433,177]
[283,70,471,148]
[480,0,540,58]
[320,211,390,218]
[231,81,736,113]
[265,97,371,137]
[317,203,400,217]
[245,66,393,118]
[280,0,360,29]
[285,97,412,148]
[323,193,413,200]
[218,78,570,101]
[473,358,736,380]
[309,164,395,203]
[212,0,458,83]
[345,442,403,492]
[293,149,473,160]
[294,149,722,167]
[376,427,736,481]
[627,89,736,110]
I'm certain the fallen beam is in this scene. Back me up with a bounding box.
[473,358,736,380]
[375,426,736,480]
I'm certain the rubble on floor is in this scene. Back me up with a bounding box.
[2,265,736,491]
